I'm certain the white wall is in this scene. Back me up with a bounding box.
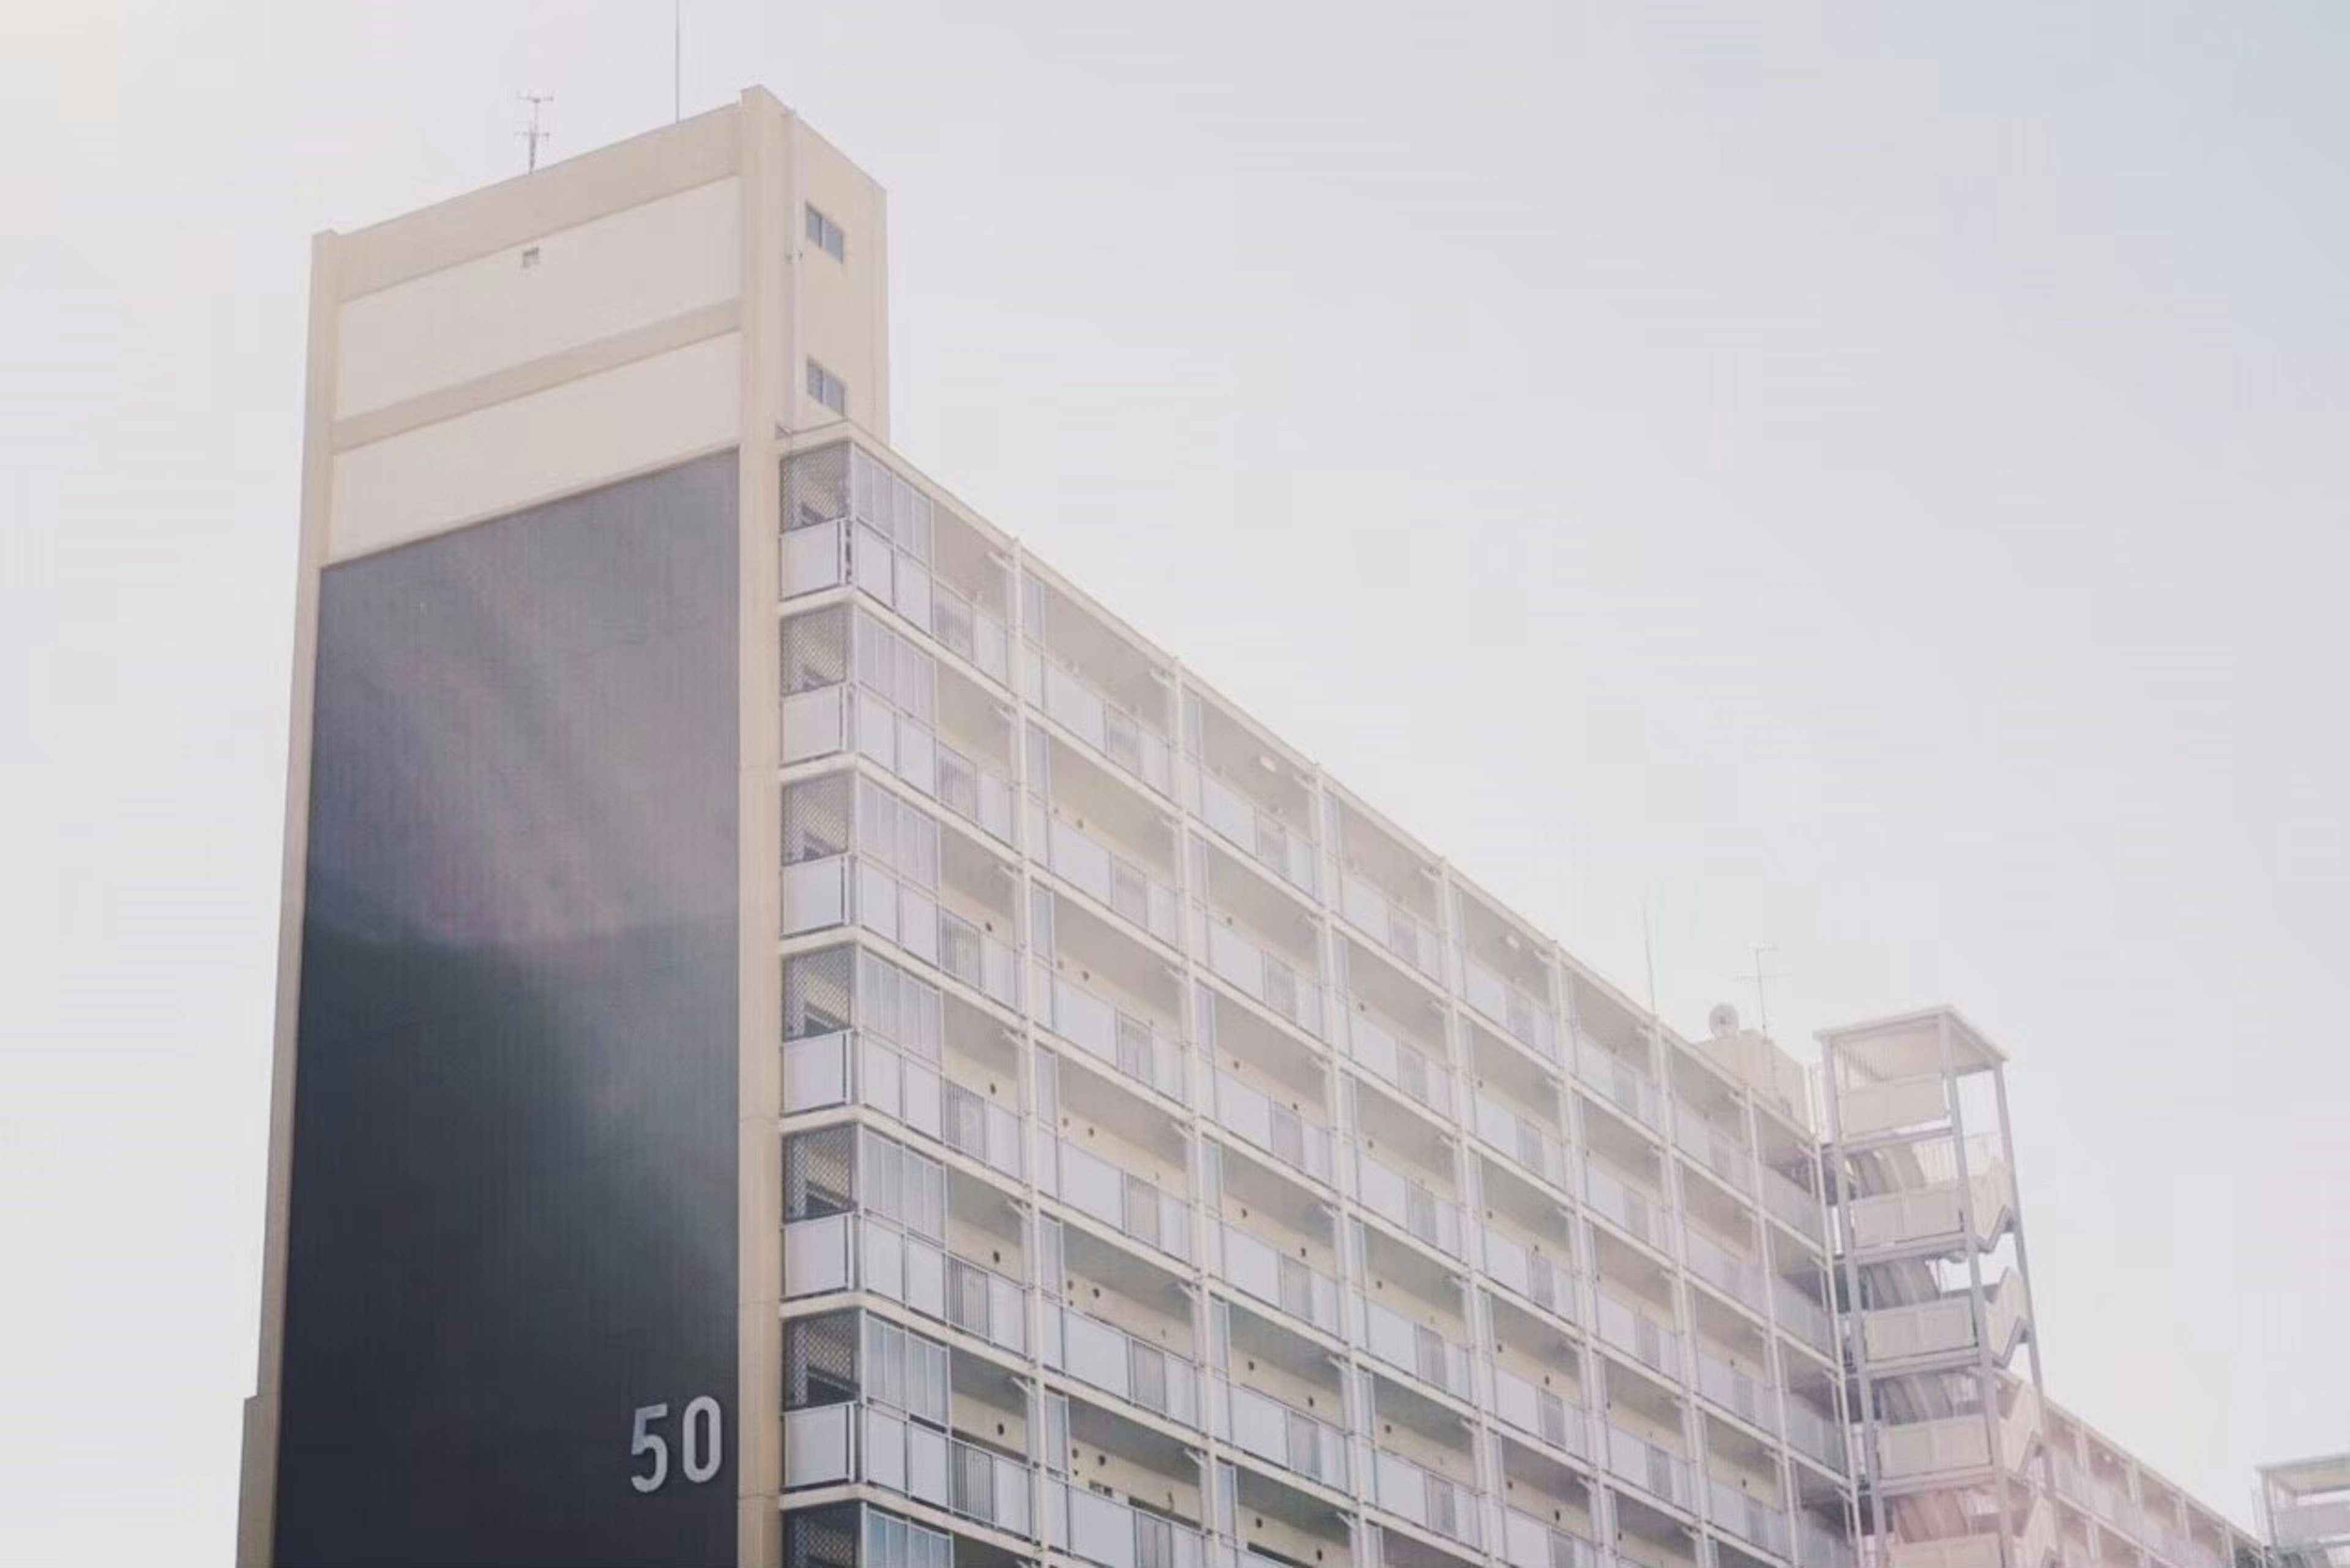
[328,332,740,561]
[335,177,740,419]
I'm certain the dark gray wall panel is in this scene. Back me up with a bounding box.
[275,452,740,1567]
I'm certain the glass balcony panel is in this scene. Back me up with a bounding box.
[1594,1292,1680,1379]
[1372,1449,1482,1548]
[1047,1137,1192,1263]
[1197,769,1316,896]
[781,515,847,597]
[784,855,851,933]
[1474,1091,1563,1185]
[1359,1296,1472,1398]
[1031,651,1172,796]
[1215,1380,1351,1488]
[1464,958,1556,1059]
[1044,1304,1199,1427]
[1605,1424,1692,1509]
[1056,1482,1206,1568]
[1674,1113,1753,1193]
[781,1405,854,1488]
[1037,970,1183,1101]
[1774,1279,1835,1356]
[1210,1069,1332,1182]
[1575,1039,1662,1129]
[1482,1228,1575,1323]
[1583,1160,1670,1253]
[1695,1346,1778,1433]
[1801,1521,1859,1568]
[1762,1165,1827,1244]
[1200,917,1323,1036]
[1785,1400,1848,1474]
[1211,1223,1341,1334]
[1355,1153,1462,1257]
[783,1028,852,1112]
[1709,1479,1792,1558]
[1339,872,1444,983]
[1684,1227,1767,1315]
[1343,1010,1449,1115]
[1493,1364,1589,1459]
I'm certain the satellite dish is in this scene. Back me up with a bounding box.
[1707,1002,1741,1039]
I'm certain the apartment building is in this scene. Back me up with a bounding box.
[237,88,2281,1568]
[2261,1457,2350,1568]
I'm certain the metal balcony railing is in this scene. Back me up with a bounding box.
[1337,870,1443,984]
[1482,1227,1578,1323]
[1212,1378,1351,1489]
[1041,1301,1201,1427]
[1028,801,1182,943]
[783,854,1018,1009]
[1474,1090,1569,1188]
[1354,1150,1463,1258]
[1208,1221,1343,1335]
[1207,1067,1334,1184]
[1197,767,1318,896]
[1464,957,1556,1060]
[781,1029,1024,1179]
[1359,1294,1475,1400]
[1198,913,1324,1037]
[1032,967,1185,1103]
[1341,1008,1451,1118]
[1575,1037,1663,1130]
[1041,1135,1192,1264]
[1370,1446,1482,1548]
[1594,1291,1680,1380]
[1493,1363,1591,1461]
[1026,647,1173,797]
[781,1211,1029,1357]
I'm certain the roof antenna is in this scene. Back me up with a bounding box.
[673,1,682,123]
[518,92,554,173]
[1736,942,1790,1035]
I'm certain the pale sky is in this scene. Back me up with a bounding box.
[4,2,2346,1562]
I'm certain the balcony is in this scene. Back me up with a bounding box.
[1784,1400,1848,1475]
[1684,1226,1769,1317]
[1576,1039,1663,1132]
[1761,1165,1826,1247]
[1027,646,1173,797]
[1466,957,1557,1060]
[1029,801,1181,944]
[1708,1479,1792,1559]
[780,506,1013,688]
[1502,1511,1606,1568]
[1213,1378,1351,1489]
[1042,1302,1201,1427]
[1860,1269,2027,1367]
[1493,1363,1591,1461]
[783,854,1020,1009]
[1209,1221,1343,1335]
[1845,1146,2015,1255]
[1341,1008,1452,1119]
[1694,1346,1778,1435]
[1800,1521,1859,1568]
[1674,1111,1753,1195]
[781,1029,1024,1180]
[1196,766,1318,896]
[1370,1446,1483,1549]
[782,1403,1034,1539]
[1773,1277,1836,1358]
[1033,968,1186,1103]
[1208,1068,1334,1185]
[1359,1295,1475,1401]
[1475,1090,1570,1189]
[1338,870,1444,985]
[1585,1160,1673,1255]
[1198,913,1324,1037]
[1605,1424,1693,1510]
[1483,1228,1578,1324]
[1594,1291,1680,1379]
[782,683,1017,845]
[2278,1500,2350,1548]
[1354,1150,1464,1258]
[1873,1384,2039,1484]
[1042,1134,1192,1265]
[1835,1073,1949,1140]
[1046,1477,1208,1568]
[781,1211,1028,1357]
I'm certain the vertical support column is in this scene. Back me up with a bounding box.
[1820,1037,1887,1551]
[1989,1065,2047,1400]
[1936,1017,2011,1568]
[236,225,343,1568]
[736,89,791,1568]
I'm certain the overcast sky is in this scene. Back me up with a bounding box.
[4,2,2346,1562]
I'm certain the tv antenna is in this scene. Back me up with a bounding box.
[518,92,554,173]
[1736,943,1791,1034]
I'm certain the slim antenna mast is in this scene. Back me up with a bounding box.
[673,1,682,122]
[1736,943,1791,1034]
[518,92,554,173]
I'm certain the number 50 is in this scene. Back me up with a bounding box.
[631,1395,723,1493]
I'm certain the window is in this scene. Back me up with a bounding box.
[807,359,848,415]
[805,203,846,261]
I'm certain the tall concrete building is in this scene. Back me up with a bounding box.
[238,89,2278,1568]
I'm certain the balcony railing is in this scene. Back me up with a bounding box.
[1502,1510,1604,1568]
[1584,1160,1671,1254]
[1761,1164,1827,1245]
[781,512,1015,687]
[781,1403,1035,1539]
[1209,1222,1343,1335]
[781,1029,1024,1180]
[1213,1378,1351,1489]
[1341,1009,1451,1118]
[1605,1424,1692,1509]
[1354,1151,1463,1258]
[1042,1135,1192,1264]
[1048,1478,1208,1568]
[1774,1277,1837,1357]
[1042,1301,1201,1427]
[782,854,1019,1009]
[1464,957,1557,1059]
[1574,1038,1663,1130]
[1198,914,1324,1037]
[1197,767,1318,895]
[1673,1111,1753,1194]
[1594,1291,1680,1379]
[1474,1090,1569,1188]
[1785,1399,1849,1474]
[1370,1447,1482,1548]
[1359,1295,1475,1400]
[781,1211,1029,1357]
[1800,1520,1859,1568]
[1493,1364,1590,1461]
[1027,648,1173,797]
[1709,1479,1792,1558]
[1208,1068,1334,1184]
[1028,801,1182,943]
[1032,968,1185,1103]
[1482,1228,1578,1324]
[1684,1226,1769,1316]
[781,683,1016,846]
[1695,1345,1779,1434]
[2277,1501,2350,1548]
[1337,871,1444,984]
